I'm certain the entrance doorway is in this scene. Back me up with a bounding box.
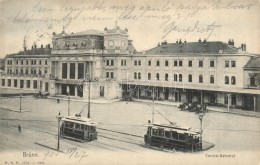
[164,88,169,100]
[100,86,104,97]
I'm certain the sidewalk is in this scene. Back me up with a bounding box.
[48,96,121,104]
[133,99,260,118]
[0,104,31,113]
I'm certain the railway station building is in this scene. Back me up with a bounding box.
[0,25,259,111]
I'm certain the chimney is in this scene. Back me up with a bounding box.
[162,40,167,45]
[158,42,161,46]
[32,45,33,50]
[184,39,187,43]
[34,44,36,49]
[228,39,231,45]
[176,40,178,43]
[244,44,246,51]
[41,44,43,49]
[24,46,27,51]
[179,39,182,44]
[231,39,234,46]
[198,38,201,42]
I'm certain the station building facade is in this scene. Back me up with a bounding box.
[0,26,259,111]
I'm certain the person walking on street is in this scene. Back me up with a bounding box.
[18,124,21,133]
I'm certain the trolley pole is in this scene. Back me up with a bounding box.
[19,94,22,113]
[68,96,70,116]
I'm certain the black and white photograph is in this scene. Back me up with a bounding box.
[0,0,259,164]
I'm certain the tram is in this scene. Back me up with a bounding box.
[144,122,202,152]
[60,116,98,142]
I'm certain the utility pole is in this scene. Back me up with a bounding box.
[56,112,62,151]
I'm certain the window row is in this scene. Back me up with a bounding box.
[143,60,215,67]
[62,63,85,79]
[133,72,215,84]
[1,79,39,89]
[225,60,236,67]
[7,59,48,65]
[7,68,48,75]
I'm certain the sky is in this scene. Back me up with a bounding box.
[0,0,259,58]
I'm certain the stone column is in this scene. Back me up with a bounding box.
[253,96,256,112]
[75,86,78,97]
[67,63,70,79]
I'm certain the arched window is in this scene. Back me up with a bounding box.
[225,76,229,84]
[231,76,236,85]
[210,75,214,84]
[138,72,141,79]
[165,73,168,81]
[156,73,160,80]
[134,72,137,79]
[179,74,182,82]
[148,73,151,80]
[199,75,203,83]
[188,74,192,82]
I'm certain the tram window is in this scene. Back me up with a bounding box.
[152,129,158,136]
[165,131,171,138]
[91,126,96,132]
[172,131,178,139]
[69,123,74,129]
[75,123,80,129]
[65,122,69,127]
[80,125,84,130]
[85,125,88,131]
[158,129,164,137]
[179,134,185,140]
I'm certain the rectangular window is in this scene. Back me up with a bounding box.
[70,63,75,79]
[14,79,17,87]
[210,60,215,67]
[27,80,30,88]
[106,72,109,78]
[111,72,114,79]
[39,60,42,65]
[33,80,37,89]
[62,63,67,79]
[188,61,192,67]
[45,82,49,92]
[165,60,168,66]
[2,79,5,86]
[138,60,141,66]
[111,60,114,66]
[26,60,29,65]
[174,60,178,66]
[45,60,48,65]
[78,63,84,79]
[106,60,109,66]
[231,61,236,67]
[179,61,183,67]
[16,60,18,65]
[20,80,24,88]
[225,61,229,67]
[156,60,160,66]
[148,60,151,66]
[199,60,203,67]
[21,60,24,65]
[134,60,137,66]
[8,79,11,87]
[124,60,126,66]
[121,60,123,66]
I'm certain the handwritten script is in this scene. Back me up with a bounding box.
[4,0,258,39]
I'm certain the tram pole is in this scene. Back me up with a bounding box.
[198,113,204,150]
[56,112,62,151]
[87,73,91,118]
[68,96,70,116]
[152,86,154,123]
[19,94,22,113]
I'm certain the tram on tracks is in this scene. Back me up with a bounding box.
[144,123,202,152]
[60,116,98,142]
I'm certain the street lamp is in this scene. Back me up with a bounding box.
[198,112,204,150]
[56,112,62,151]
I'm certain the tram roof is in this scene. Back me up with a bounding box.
[62,116,98,126]
[147,123,200,135]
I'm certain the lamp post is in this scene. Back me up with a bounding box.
[198,112,204,150]
[19,94,22,113]
[67,96,70,116]
[56,112,62,151]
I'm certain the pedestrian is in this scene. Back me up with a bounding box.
[18,124,21,133]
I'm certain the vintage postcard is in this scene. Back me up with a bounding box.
[0,0,259,164]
